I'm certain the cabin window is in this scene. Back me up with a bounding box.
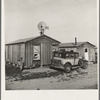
[85,48,88,52]
[66,54,69,58]
[55,53,59,57]
[66,54,74,59]
[60,49,65,51]
[52,48,56,51]
[33,45,40,60]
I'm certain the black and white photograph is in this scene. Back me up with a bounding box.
[4,0,98,91]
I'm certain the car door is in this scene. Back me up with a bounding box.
[74,58,79,65]
[74,54,79,65]
[69,53,75,65]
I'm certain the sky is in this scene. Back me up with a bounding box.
[5,0,97,46]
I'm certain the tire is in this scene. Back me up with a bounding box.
[78,59,84,67]
[81,62,88,69]
[64,63,72,73]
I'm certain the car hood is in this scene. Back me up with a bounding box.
[53,57,65,60]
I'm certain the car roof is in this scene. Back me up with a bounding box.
[53,51,79,54]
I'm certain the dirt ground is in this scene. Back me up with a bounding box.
[6,64,98,90]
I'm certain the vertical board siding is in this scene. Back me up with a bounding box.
[12,45,18,64]
[78,43,96,62]
[41,43,43,66]
[30,41,33,66]
[50,45,52,59]
[78,45,84,58]
[25,41,33,67]
[27,42,29,67]
[5,46,8,61]
[41,43,52,65]
[20,44,25,63]
[5,44,26,64]
[9,45,13,63]
[89,47,95,62]
[25,43,28,67]
[25,43,28,66]
[6,35,60,67]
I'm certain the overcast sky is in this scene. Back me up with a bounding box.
[5,0,97,46]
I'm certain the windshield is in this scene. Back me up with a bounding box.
[54,52,79,59]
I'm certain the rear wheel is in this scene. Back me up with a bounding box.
[81,62,88,69]
[64,63,72,73]
[78,59,88,69]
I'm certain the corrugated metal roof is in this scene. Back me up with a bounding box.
[59,42,96,48]
[6,35,60,45]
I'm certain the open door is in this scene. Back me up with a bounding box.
[84,48,89,61]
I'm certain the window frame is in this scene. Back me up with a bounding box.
[85,48,88,52]
[33,45,41,60]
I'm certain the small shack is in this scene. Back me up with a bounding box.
[5,34,60,68]
[59,38,97,62]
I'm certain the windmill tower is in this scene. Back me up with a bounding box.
[37,22,49,35]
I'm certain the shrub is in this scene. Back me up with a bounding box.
[5,64,22,77]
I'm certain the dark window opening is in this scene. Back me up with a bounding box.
[70,50,73,52]
[33,45,40,60]
[85,48,87,52]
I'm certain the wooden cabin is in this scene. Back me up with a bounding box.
[59,41,97,62]
[5,35,60,68]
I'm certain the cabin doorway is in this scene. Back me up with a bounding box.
[84,48,89,61]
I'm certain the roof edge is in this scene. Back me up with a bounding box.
[5,34,61,45]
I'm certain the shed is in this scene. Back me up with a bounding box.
[59,41,97,62]
[5,34,60,68]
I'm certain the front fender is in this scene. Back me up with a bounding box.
[61,59,73,66]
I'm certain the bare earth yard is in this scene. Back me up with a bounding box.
[6,64,98,90]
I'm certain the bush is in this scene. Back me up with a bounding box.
[5,64,22,77]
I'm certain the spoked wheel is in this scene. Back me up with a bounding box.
[64,63,72,73]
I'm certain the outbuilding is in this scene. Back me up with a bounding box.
[5,34,60,68]
[59,38,97,62]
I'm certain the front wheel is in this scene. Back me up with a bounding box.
[64,63,72,73]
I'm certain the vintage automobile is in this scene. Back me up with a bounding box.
[51,51,88,73]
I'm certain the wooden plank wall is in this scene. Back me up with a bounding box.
[41,43,52,65]
[25,41,33,67]
[77,43,96,62]
[89,46,96,62]
[20,44,25,63]
[12,44,18,64]
[5,45,13,63]
[32,38,53,66]
[77,45,84,58]
[5,36,59,67]
[9,45,13,63]
[5,46,8,61]
[6,44,25,64]
[27,42,31,67]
